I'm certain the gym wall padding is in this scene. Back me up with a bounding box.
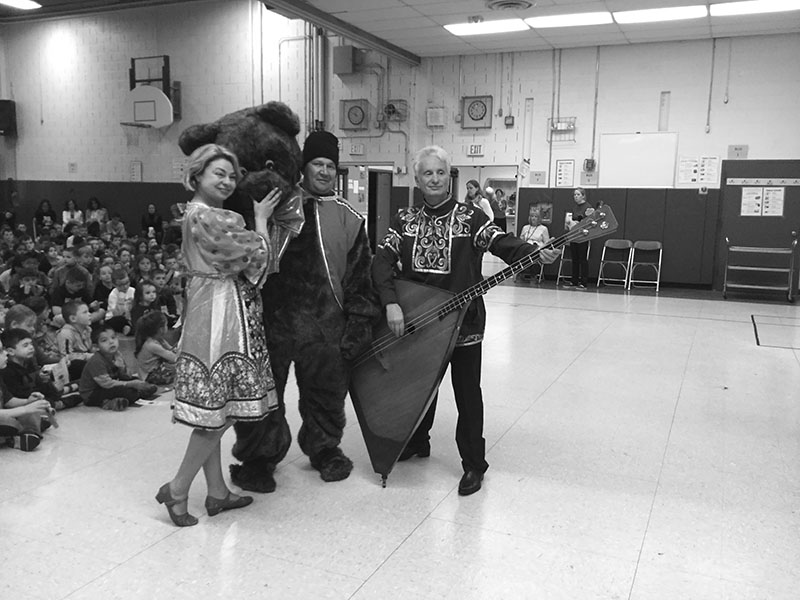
[518,186,721,286]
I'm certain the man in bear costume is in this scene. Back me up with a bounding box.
[229,129,379,491]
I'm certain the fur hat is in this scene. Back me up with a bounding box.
[303,131,339,167]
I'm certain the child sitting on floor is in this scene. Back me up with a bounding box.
[0,328,77,410]
[56,300,95,381]
[22,297,62,367]
[105,268,134,335]
[78,324,158,411]
[0,339,54,452]
[134,311,177,385]
[129,279,161,331]
[151,269,178,326]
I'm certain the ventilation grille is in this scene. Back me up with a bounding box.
[486,0,533,10]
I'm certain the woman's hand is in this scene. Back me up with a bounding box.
[253,188,283,223]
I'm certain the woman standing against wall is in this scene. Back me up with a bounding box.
[464,180,493,220]
[487,187,508,231]
[568,187,593,289]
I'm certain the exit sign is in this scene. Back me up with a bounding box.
[467,144,483,156]
[350,143,365,155]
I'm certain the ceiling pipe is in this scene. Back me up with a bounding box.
[263,0,420,67]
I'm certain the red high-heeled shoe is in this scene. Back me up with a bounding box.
[155,482,198,527]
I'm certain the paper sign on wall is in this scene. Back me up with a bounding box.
[555,159,574,188]
[741,187,785,217]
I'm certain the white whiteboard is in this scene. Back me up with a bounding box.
[598,132,678,187]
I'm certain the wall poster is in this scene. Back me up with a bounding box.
[555,159,575,188]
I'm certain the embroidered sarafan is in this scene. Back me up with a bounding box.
[173,202,278,430]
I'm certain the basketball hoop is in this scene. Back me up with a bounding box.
[120,55,180,129]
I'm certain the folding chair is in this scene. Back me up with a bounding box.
[597,239,633,288]
[556,243,590,286]
[627,240,663,291]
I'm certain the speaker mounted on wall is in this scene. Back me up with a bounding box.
[0,100,17,136]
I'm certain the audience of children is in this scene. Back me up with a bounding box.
[0,204,185,448]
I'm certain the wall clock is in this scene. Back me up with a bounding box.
[340,99,370,130]
[461,95,493,129]
[347,105,365,126]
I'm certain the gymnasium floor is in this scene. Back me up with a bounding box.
[2,267,799,599]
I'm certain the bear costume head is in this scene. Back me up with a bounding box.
[178,102,303,228]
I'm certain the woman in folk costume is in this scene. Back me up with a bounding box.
[156,143,302,527]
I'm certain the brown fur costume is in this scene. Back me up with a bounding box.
[179,105,379,490]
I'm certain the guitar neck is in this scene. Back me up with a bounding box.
[441,211,614,314]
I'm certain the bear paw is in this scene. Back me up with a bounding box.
[309,447,353,482]
[229,461,276,494]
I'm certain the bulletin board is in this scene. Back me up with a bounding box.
[598,132,678,188]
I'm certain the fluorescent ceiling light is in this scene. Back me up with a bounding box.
[444,19,529,36]
[0,0,42,9]
[526,12,613,28]
[711,0,800,16]
[614,5,708,24]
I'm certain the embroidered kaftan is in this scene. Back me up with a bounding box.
[173,201,279,429]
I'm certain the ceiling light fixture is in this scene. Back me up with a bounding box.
[526,12,614,28]
[614,5,708,24]
[0,0,41,9]
[444,18,529,36]
[710,0,800,16]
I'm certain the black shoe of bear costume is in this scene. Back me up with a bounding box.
[229,459,277,494]
[310,447,353,482]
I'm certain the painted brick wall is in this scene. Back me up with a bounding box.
[0,0,797,194]
[0,0,304,185]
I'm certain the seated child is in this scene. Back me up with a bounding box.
[49,247,91,296]
[78,324,158,411]
[0,328,75,410]
[9,267,49,304]
[133,253,154,285]
[51,266,104,326]
[0,377,52,452]
[134,311,176,385]
[105,268,134,334]
[56,300,95,381]
[92,264,115,311]
[130,279,162,331]
[151,268,178,326]
[166,271,185,328]
[22,297,61,366]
